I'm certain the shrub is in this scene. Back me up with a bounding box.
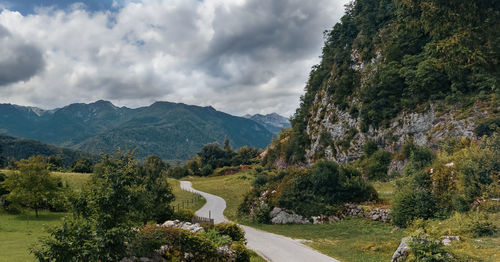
[362,150,392,180]
[254,204,271,224]
[231,241,250,262]
[215,222,245,242]
[202,229,232,247]
[128,225,218,260]
[252,174,268,187]
[172,209,195,222]
[407,232,453,262]
[392,188,438,227]
[278,161,377,217]
[457,212,497,237]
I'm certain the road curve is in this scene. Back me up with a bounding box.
[180,181,339,262]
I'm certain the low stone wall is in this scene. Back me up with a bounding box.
[269,204,391,225]
[342,204,391,222]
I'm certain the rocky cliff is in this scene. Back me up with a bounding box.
[264,0,499,168]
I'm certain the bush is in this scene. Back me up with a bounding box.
[392,188,438,227]
[215,222,245,242]
[407,232,453,262]
[172,209,195,222]
[231,241,250,262]
[362,150,392,180]
[252,174,268,187]
[254,204,271,224]
[202,229,232,247]
[277,161,377,217]
[457,212,497,237]
[128,225,218,260]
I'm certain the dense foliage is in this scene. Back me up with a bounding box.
[392,135,500,227]
[0,134,95,168]
[168,139,261,178]
[264,0,499,165]
[240,160,377,218]
[33,152,175,261]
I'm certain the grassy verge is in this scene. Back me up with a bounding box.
[0,210,67,262]
[188,171,255,220]
[168,178,206,213]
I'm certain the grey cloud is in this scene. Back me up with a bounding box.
[0,0,348,116]
[0,25,44,86]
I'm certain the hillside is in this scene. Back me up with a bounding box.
[243,113,291,135]
[265,0,499,167]
[0,101,273,160]
[0,134,93,166]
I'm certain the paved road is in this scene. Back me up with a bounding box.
[180,181,339,262]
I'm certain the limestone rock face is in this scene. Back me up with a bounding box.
[303,88,486,166]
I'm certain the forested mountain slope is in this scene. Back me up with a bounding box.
[264,0,499,167]
[0,101,273,160]
[0,134,94,167]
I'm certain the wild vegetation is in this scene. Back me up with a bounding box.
[263,0,499,165]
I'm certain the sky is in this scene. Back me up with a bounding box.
[0,0,348,117]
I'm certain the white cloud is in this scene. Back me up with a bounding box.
[0,0,348,116]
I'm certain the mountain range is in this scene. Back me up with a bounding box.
[243,113,290,136]
[0,100,278,160]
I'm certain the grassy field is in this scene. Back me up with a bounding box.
[0,210,67,262]
[189,171,255,220]
[247,218,403,262]
[168,178,206,212]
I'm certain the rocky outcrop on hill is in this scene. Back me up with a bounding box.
[305,93,487,165]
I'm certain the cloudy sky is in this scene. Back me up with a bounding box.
[0,0,348,117]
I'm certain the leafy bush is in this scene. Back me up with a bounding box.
[172,209,195,222]
[214,222,245,242]
[278,161,377,217]
[202,229,232,247]
[252,174,268,187]
[127,225,218,260]
[407,232,453,262]
[231,241,250,262]
[457,212,497,237]
[361,150,392,180]
[392,188,438,227]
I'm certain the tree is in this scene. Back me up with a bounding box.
[36,152,176,261]
[71,158,94,173]
[137,155,174,223]
[3,156,61,217]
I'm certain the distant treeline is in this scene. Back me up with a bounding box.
[0,134,97,169]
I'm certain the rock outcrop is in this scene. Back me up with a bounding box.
[391,237,411,262]
[270,207,311,225]
[160,220,205,233]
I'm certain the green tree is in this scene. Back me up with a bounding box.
[3,156,61,217]
[71,158,94,173]
[136,155,174,223]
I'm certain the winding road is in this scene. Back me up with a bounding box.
[180,181,339,262]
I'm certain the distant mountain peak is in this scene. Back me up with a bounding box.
[244,113,291,135]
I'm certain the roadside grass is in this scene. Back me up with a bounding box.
[168,178,206,213]
[188,170,255,220]
[0,210,67,262]
[246,218,403,262]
